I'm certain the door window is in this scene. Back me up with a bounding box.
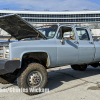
[57,27,75,40]
[76,28,90,40]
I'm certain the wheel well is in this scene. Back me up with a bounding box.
[21,52,50,68]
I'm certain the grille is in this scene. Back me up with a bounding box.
[0,46,9,59]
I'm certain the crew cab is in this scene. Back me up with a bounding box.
[0,14,99,95]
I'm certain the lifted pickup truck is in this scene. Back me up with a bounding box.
[0,14,100,95]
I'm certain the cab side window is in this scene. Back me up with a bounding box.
[57,27,75,40]
[76,28,90,40]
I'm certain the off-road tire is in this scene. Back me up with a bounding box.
[71,65,78,70]
[76,65,87,71]
[17,63,48,95]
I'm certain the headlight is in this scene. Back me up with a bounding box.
[6,49,9,53]
[5,47,9,59]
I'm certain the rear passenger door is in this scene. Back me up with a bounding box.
[76,28,95,63]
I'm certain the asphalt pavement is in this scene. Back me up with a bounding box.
[0,65,100,100]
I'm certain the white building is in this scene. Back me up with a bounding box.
[0,10,100,36]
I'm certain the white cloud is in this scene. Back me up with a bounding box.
[1,0,100,11]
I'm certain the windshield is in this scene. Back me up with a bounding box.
[37,25,58,38]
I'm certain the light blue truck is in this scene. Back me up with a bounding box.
[0,14,99,95]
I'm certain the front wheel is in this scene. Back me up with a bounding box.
[17,63,48,95]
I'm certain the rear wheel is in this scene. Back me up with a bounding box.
[76,65,87,71]
[17,63,48,95]
[71,65,78,70]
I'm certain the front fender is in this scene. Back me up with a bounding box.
[19,50,51,68]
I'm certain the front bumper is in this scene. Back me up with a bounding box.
[0,59,20,75]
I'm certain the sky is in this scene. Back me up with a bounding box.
[0,0,100,11]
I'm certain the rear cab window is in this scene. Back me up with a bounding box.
[76,28,90,40]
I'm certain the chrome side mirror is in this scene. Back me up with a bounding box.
[60,39,64,45]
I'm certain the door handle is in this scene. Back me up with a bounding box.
[74,41,79,44]
[89,42,93,44]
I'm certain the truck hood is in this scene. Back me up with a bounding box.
[0,14,47,40]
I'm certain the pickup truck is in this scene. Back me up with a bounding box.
[0,14,99,95]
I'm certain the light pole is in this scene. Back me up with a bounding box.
[24,9,30,11]
[3,8,9,10]
[83,9,89,11]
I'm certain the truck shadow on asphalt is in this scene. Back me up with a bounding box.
[46,66,100,91]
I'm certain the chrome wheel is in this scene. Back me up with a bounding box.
[27,71,42,87]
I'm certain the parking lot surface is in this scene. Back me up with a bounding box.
[0,65,100,100]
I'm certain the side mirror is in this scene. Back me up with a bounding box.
[60,39,64,45]
[63,34,71,39]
